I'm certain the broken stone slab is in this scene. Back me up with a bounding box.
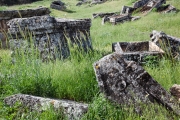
[50,0,66,11]
[92,12,116,19]
[93,53,180,115]
[170,84,180,101]
[120,6,136,15]
[131,16,141,21]
[150,30,180,59]
[157,4,177,13]
[140,0,166,14]
[7,15,92,61]
[4,94,88,120]
[0,0,41,6]
[112,41,164,63]
[76,0,91,6]
[109,14,132,25]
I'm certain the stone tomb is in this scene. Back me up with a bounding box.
[93,53,180,115]
[112,41,164,63]
[7,15,92,62]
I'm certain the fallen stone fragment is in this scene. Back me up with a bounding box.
[133,0,150,8]
[150,30,180,59]
[121,6,136,15]
[157,4,177,13]
[109,14,131,25]
[131,16,141,21]
[140,0,166,14]
[50,0,66,11]
[7,15,92,61]
[93,53,180,115]
[112,41,164,63]
[90,0,106,6]
[170,84,180,101]
[92,12,116,19]
[4,94,88,120]
[76,0,91,6]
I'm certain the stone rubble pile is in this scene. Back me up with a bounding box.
[50,0,66,11]
[0,7,50,48]
[93,0,177,25]
[7,15,92,62]
[4,94,88,120]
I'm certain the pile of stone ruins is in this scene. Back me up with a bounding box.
[93,0,177,25]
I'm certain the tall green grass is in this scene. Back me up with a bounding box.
[0,0,180,119]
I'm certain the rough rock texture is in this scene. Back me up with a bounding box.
[112,41,164,63]
[140,0,166,14]
[93,53,180,115]
[92,12,116,19]
[0,0,40,6]
[109,14,132,25]
[157,4,177,13]
[50,0,66,11]
[133,0,150,8]
[170,84,180,101]
[121,6,136,15]
[7,15,92,61]
[150,30,180,59]
[4,94,88,120]
[0,7,50,49]
[90,0,106,6]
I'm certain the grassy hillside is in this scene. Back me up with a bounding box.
[0,0,180,119]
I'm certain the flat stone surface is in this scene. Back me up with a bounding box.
[93,53,180,115]
[4,94,88,120]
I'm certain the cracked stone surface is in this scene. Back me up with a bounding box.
[93,53,180,115]
[4,94,88,120]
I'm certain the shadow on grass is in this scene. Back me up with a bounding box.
[63,9,76,13]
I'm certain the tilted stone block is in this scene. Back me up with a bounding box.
[112,41,164,64]
[93,53,180,115]
[150,30,180,59]
[4,94,88,120]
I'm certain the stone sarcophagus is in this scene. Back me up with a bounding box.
[93,53,180,115]
[7,15,92,61]
[112,41,164,63]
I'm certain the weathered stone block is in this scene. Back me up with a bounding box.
[50,0,66,11]
[112,41,164,63]
[109,14,131,25]
[92,12,116,19]
[7,15,92,61]
[93,53,180,115]
[121,6,136,15]
[157,4,177,13]
[150,30,180,59]
[170,84,180,101]
[4,94,88,120]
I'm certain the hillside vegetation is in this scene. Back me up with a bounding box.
[0,0,180,119]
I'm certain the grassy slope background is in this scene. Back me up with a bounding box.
[0,0,180,119]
